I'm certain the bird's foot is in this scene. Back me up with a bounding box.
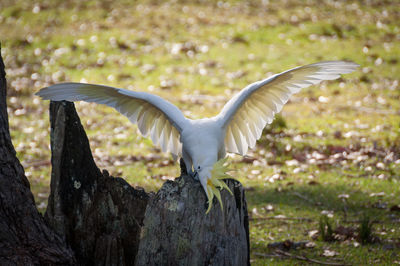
[188,170,199,181]
[179,158,199,181]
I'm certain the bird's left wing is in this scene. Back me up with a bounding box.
[216,61,359,155]
[36,82,189,156]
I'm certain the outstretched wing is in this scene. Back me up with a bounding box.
[217,61,359,155]
[36,82,189,156]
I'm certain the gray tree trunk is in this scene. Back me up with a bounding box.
[135,163,250,266]
[0,44,76,265]
[45,101,149,265]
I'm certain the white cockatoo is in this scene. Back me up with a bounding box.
[37,61,358,212]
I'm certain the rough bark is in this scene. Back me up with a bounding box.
[135,161,250,266]
[45,101,149,265]
[0,44,76,265]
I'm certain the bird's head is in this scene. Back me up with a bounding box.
[195,157,233,214]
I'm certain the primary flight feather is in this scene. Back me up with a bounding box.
[37,60,358,212]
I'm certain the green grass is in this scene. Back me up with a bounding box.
[1,0,399,264]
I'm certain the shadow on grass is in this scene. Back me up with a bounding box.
[246,183,386,219]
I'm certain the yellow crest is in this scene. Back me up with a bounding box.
[205,157,235,214]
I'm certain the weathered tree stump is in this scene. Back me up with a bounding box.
[135,166,250,266]
[0,44,76,265]
[0,43,250,266]
[46,101,250,266]
[45,101,149,265]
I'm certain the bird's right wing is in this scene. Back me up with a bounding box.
[36,82,189,156]
[216,61,359,155]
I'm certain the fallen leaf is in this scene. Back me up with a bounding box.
[252,208,260,216]
[322,249,338,257]
[305,241,316,248]
[264,204,274,212]
[369,192,385,197]
[376,162,385,169]
[321,210,334,218]
[251,169,261,175]
[338,194,350,199]
[308,230,319,240]
[285,159,299,166]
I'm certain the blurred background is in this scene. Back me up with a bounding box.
[0,0,399,264]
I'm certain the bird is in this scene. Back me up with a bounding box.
[36,60,358,213]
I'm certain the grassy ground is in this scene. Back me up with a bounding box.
[1,0,399,264]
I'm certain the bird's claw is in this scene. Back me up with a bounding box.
[189,170,199,181]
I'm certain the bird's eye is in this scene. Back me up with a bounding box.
[197,166,201,170]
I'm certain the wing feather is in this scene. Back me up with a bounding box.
[236,110,256,145]
[226,128,239,154]
[217,61,358,155]
[36,82,188,156]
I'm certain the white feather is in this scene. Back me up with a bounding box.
[217,61,359,155]
[36,82,188,156]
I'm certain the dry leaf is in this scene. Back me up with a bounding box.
[305,241,316,248]
[369,192,385,197]
[264,204,274,212]
[338,194,350,199]
[322,249,338,257]
[308,230,319,240]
